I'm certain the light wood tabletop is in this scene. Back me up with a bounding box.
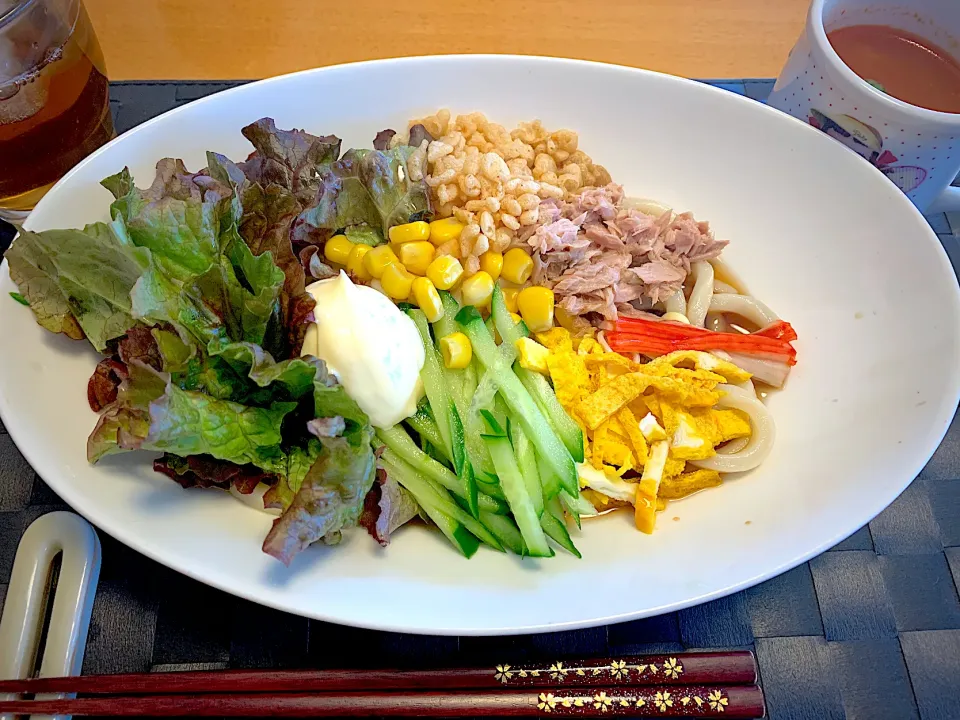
[84,0,808,81]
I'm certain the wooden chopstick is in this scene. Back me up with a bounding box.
[0,651,757,694]
[0,685,765,717]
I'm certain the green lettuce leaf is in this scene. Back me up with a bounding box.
[291,147,432,247]
[262,439,324,511]
[145,388,294,472]
[89,330,366,476]
[104,167,222,279]
[202,343,319,397]
[10,132,384,565]
[5,218,150,350]
[174,354,255,401]
[88,358,294,473]
[208,152,315,359]
[102,165,285,352]
[239,118,341,205]
[354,147,434,233]
[261,427,376,565]
[87,360,168,462]
[152,326,195,371]
[343,225,384,247]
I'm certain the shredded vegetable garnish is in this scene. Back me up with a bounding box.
[607,318,798,365]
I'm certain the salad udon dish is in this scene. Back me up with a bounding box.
[5,110,797,564]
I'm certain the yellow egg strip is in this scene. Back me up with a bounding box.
[540,326,755,532]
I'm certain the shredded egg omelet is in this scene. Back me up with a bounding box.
[534,328,754,533]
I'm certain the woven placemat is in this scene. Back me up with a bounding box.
[1,79,958,720]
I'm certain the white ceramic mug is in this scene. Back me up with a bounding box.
[768,0,960,213]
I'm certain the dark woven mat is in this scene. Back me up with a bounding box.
[1,79,959,720]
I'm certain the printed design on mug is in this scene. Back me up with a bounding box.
[808,109,927,193]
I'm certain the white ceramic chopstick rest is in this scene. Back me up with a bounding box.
[0,511,101,720]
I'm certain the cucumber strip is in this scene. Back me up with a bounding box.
[477,285,527,404]
[433,292,467,420]
[457,305,578,496]
[492,284,585,463]
[560,489,598,530]
[445,365,495,483]
[454,391,496,479]
[479,511,527,555]
[428,509,481,558]
[479,409,506,436]
[376,426,503,515]
[433,292,495,480]
[516,366,585,463]
[463,360,478,397]
[382,455,479,557]
[470,370,499,415]
[461,415,496,476]
[481,433,553,557]
[493,395,510,427]
[386,488,479,556]
[511,422,544,519]
[476,474,507,502]
[464,371,501,476]
[381,453,503,552]
[491,283,529,348]
[407,308,463,469]
[541,495,581,558]
[537,453,562,501]
[434,290,460,339]
[407,309,476,513]
[405,412,448,462]
[422,440,449,467]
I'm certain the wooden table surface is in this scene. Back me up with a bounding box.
[84,0,809,81]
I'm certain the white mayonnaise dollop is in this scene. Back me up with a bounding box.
[301,271,424,428]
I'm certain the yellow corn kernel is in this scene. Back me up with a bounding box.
[381,263,415,300]
[426,255,464,291]
[324,236,355,266]
[346,244,372,281]
[517,286,555,332]
[398,241,436,276]
[510,312,523,325]
[388,221,430,244]
[440,332,472,369]
[412,277,444,323]
[429,217,464,246]
[363,245,399,279]
[461,271,494,307]
[501,286,520,313]
[478,251,503,282]
[515,337,550,375]
[501,248,534,285]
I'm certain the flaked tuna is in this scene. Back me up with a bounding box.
[521,183,727,322]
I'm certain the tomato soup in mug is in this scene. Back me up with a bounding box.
[827,24,960,113]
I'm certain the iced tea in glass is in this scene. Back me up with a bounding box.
[0,0,113,222]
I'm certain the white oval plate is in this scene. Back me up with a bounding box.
[2,56,959,635]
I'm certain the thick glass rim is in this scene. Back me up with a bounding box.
[0,0,37,31]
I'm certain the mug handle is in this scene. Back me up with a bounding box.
[928,186,960,214]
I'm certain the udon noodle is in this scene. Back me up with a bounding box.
[638,211,782,475]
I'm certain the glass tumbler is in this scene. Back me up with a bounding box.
[0,0,113,223]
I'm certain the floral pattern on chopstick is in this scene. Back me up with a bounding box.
[495,657,684,685]
[535,687,729,715]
